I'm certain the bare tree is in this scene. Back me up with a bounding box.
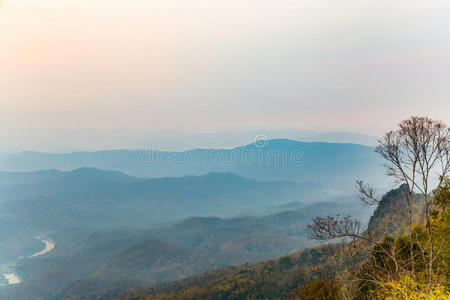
[371,116,449,286]
[309,215,362,242]
[307,117,449,295]
[308,215,407,294]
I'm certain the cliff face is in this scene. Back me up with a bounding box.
[367,184,424,239]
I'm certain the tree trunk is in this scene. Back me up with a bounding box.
[425,194,434,288]
[407,192,416,279]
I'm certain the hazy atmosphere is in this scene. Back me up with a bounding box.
[0,1,449,300]
[1,0,450,152]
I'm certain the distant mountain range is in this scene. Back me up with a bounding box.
[0,139,387,192]
[1,128,378,152]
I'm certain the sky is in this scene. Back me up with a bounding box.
[1,0,450,151]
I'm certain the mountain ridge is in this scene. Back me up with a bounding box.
[0,139,387,192]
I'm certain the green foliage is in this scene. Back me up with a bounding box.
[285,279,342,300]
[356,234,427,299]
[374,275,449,300]
[279,256,293,271]
[357,179,450,299]
[430,178,450,288]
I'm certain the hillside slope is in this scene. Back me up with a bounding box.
[0,168,314,259]
[0,200,371,300]
[112,185,422,300]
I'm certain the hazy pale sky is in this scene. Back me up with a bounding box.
[1,0,450,137]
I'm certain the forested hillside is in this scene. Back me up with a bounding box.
[114,178,449,299]
[0,197,369,300]
[111,183,428,300]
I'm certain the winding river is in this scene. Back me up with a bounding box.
[29,238,55,258]
[2,273,21,285]
[2,237,55,285]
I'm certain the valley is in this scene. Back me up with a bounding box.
[0,140,385,299]
[0,133,446,299]
[1,236,55,288]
